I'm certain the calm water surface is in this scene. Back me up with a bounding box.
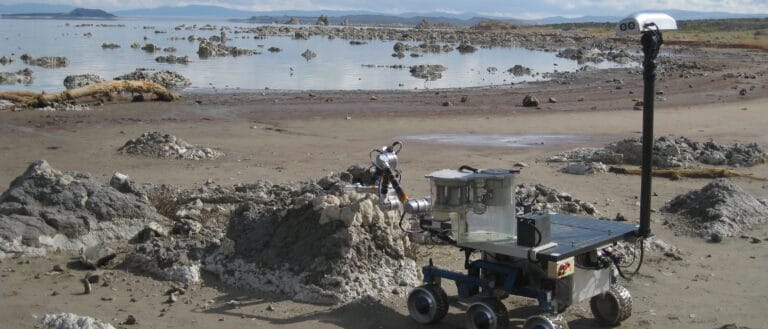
[0,18,632,92]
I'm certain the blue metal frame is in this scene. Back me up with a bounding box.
[422,260,554,312]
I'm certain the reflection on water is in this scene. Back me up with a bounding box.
[401,134,593,148]
[0,18,632,92]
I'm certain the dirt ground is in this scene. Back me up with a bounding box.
[1,47,768,329]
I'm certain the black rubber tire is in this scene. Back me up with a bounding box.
[465,298,509,329]
[522,314,570,329]
[590,284,632,326]
[555,302,570,314]
[407,284,449,324]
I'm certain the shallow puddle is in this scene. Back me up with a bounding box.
[400,133,595,148]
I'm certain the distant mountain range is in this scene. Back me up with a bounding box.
[1,3,766,25]
[1,7,115,20]
[239,14,532,27]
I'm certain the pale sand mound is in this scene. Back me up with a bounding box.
[118,132,223,160]
[663,179,768,239]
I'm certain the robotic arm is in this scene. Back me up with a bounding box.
[347,141,409,210]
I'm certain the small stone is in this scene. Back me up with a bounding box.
[124,315,137,325]
[710,233,723,243]
[514,162,528,168]
[52,264,65,272]
[266,304,275,311]
[739,88,747,96]
[548,97,557,103]
[615,213,626,221]
[168,292,178,303]
[51,291,60,296]
[85,271,102,284]
[370,96,378,101]
[442,101,453,107]
[166,287,186,295]
[460,95,470,103]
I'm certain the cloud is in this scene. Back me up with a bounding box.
[540,0,768,15]
[3,0,767,16]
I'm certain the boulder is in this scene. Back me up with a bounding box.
[456,42,477,53]
[301,49,317,60]
[522,95,539,107]
[508,65,532,76]
[409,64,446,80]
[63,74,103,89]
[22,55,69,68]
[0,69,33,85]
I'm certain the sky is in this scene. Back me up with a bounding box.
[5,0,768,18]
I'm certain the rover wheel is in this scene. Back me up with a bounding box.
[590,284,632,326]
[554,302,570,314]
[407,284,449,324]
[522,314,569,329]
[465,298,509,329]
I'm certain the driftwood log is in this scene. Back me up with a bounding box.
[608,166,767,181]
[0,80,178,108]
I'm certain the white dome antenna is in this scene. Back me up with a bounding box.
[616,13,677,35]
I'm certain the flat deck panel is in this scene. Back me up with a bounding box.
[544,214,638,260]
[458,214,638,261]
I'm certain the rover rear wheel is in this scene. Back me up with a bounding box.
[522,313,570,329]
[407,284,449,324]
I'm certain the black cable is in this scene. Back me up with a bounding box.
[527,222,543,263]
[616,239,646,280]
[458,165,478,173]
[398,212,421,234]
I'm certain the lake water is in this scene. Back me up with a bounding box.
[0,18,631,92]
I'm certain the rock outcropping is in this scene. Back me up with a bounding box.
[204,174,419,304]
[0,161,166,259]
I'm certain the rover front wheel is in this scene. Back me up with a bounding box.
[590,284,632,326]
[465,298,509,329]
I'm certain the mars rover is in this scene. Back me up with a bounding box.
[349,13,677,329]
